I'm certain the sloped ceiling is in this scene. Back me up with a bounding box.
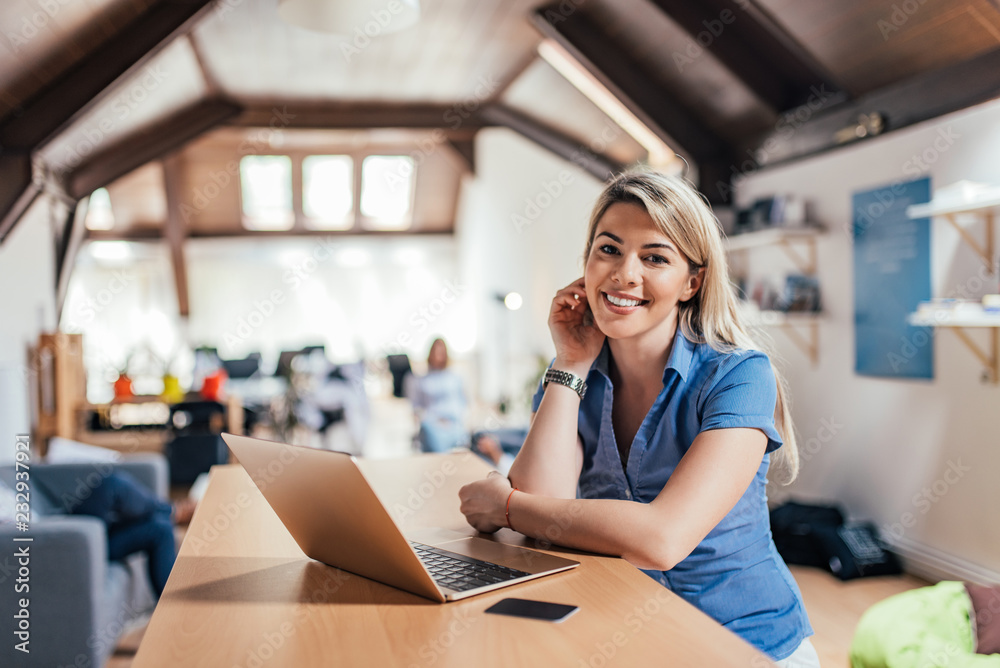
[3,0,1000,246]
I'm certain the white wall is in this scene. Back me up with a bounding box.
[0,195,61,462]
[455,128,604,413]
[736,98,1000,581]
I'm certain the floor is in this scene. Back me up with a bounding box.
[105,396,931,667]
[789,566,928,667]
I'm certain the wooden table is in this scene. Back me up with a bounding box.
[134,452,774,667]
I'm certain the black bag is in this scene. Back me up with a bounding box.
[769,500,902,580]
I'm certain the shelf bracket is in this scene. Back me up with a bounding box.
[777,237,817,275]
[774,321,819,366]
[942,211,995,273]
[949,326,999,384]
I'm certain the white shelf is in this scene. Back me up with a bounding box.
[906,194,1000,219]
[907,305,1000,383]
[738,305,821,365]
[906,190,997,271]
[723,227,822,252]
[907,310,1000,327]
[726,228,824,365]
[748,310,822,326]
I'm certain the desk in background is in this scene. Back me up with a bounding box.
[134,452,774,667]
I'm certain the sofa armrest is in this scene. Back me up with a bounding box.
[0,516,107,667]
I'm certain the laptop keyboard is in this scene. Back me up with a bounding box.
[410,542,530,592]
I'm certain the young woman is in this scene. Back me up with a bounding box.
[407,337,468,453]
[459,171,817,666]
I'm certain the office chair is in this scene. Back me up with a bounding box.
[164,400,229,485]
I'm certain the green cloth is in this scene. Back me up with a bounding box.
[850,581,1000,668]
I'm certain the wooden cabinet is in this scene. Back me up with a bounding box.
[32,332,86,455]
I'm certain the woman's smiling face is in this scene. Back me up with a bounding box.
[584,202,702,343]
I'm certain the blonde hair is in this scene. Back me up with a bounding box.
[584,170,799,483]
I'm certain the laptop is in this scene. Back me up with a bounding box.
[222,433,579,602]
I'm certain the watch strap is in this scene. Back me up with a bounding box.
[543,368,587,400]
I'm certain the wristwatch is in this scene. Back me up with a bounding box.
[543,368,587,400]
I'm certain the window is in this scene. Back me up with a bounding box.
[303,155,353,230]
[360,155,415,230]
[85,188,115,230]
[239,155,294,230]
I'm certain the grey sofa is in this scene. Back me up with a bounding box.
[0,454,167,668]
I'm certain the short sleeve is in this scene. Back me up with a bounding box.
[699,352,783,453]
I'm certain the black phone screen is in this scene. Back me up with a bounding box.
[484,598,579,622]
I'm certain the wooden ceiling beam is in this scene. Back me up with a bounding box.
[55,200,89,317]
[747,48,1000,170]
[0,152,40,245]
[532,5,725,165]
[162,155,190,317]
[66,98,242,200]
[0,0,215,246]
[446,139,476,173]
[0,0,216,150]
[480,104,620,182]
[231,103,494,132]
[647,0,842,111]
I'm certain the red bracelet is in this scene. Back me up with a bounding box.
[505,488,519,532]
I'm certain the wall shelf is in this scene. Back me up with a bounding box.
[726,226,824,366]
[907,307,1000,383]
[906,184,1000,382]
[740,306,822,365]
[723,227,822,274]
[907,193,999,273]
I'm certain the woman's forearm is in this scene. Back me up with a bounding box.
[508,379,586,499]
[504,492,680,571]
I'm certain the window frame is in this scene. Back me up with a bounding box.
[235,147,422,233]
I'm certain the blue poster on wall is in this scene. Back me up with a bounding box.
[853,177,933,379]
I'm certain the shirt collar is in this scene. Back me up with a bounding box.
[590,325,697,385]
[664,326,696,383]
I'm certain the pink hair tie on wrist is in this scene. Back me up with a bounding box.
[505,488,519,532]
